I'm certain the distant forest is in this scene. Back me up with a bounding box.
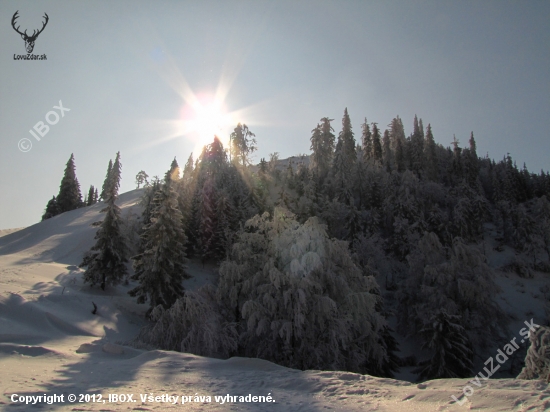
[42,110,550,381]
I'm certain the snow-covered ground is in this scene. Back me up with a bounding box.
[0,190,549,411]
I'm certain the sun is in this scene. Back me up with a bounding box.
[179,94,234,152]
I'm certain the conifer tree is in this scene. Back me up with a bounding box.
[230,123,257,167]
[310,119,335,186]
[86,185,96,206]
[169,157,180,181]
[371,123,382,162]
[389,116,406,156]
[182,153,194,183]
[410,115,424,176]
[414,310,474,380]
[135,170,149,189]
[319,117,335,186]
[382,129,392,172]
[93,188,99,203]
[332,142,349,203]
[42,196,60,220]
[361,119,372,161]
[465,132,479,187]
[56,153,82,213]
[424,124,438,181]
[451,135,463,183]
[395,135,406,173]
[100,159,113,201]
[217,208,388,372]
[81,152,127,290]
[129,169,191,314]
[341,108,356,164]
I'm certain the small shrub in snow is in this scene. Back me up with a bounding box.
[517,326,550,382]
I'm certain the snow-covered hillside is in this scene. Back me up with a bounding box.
[0,190,549,411]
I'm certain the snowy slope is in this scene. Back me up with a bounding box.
[0,190,549,411]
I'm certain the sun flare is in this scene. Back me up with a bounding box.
[179,94,234,152]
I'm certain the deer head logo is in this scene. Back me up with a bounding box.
[11,11,49,54]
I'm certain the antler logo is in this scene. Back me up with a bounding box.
[11,11,49,54]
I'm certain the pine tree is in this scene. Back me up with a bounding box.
[135,170,149,189]
[129,170,191,315]
[100,159,113,201]
[81,152,127,290]
[414,310,474,380]
[93,188,99,203]
[56,153,82,213]
[41,196,60,220]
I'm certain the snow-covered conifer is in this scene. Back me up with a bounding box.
[81,152,128,290]
[129,170,191,314]
[414,310,473,380]
[217,208,387,372]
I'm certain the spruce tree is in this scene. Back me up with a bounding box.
[410,115,424,176]
[129,169,191,315]
[466,131,479,187]
[182,154,194,183]
[100,159,113,200]
[361,119,372,161]
[451,135,463,183]
[414,311,474,381]
[395,135,406,173]
[332,136,348,203]
[382,129,392,172]
[341,108,356,165]
[56,153,82,213]
[424,123,438,181]
[42,196,60,220]
[86,185,95,206]
[309,123,322,177]
[318,117,335,186]
[169,157,180,181]
[371,123,382,162]
[81,152,127,290]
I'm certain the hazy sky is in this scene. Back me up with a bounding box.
[1,0,549,229]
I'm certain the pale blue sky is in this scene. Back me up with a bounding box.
[1,0,549,229]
